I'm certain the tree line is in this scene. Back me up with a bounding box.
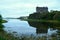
[28,10,60,20]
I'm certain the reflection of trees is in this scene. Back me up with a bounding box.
[36,28,47,34]
[28,21,60,37]
[28,21,49,34]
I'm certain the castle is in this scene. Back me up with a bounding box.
[36,7,48,13]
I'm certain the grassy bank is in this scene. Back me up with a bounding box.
[20,19,60,23]
[1,20,7,23]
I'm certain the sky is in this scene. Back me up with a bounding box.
[0,0,60,18]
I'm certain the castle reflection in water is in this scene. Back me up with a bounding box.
[28,21,60,36]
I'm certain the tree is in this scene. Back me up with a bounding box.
[28,10,60,20]
[0,14,2,24]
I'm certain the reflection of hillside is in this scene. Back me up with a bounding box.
[28,21,49,28]
[28,21,60,36]
[36,28,48,34]
[28,21,49,34]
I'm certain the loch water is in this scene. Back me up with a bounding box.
[3,19,60,37]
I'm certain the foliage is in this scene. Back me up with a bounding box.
[0,14,6,31]
[28,10,60,20]
[0,14,2,24]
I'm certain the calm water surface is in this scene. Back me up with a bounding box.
[3,19,58,37]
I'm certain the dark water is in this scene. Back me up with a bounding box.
[3,19,60,37]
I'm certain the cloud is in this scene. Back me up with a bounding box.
[0,0,60,17]
[0,0,59,9]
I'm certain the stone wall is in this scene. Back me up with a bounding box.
[36,7,48,13]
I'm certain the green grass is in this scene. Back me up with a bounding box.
[0,37,6,40]
[1,20,7,23]
[20,19,60,23]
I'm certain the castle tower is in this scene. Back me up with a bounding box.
[36,7,48,13]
